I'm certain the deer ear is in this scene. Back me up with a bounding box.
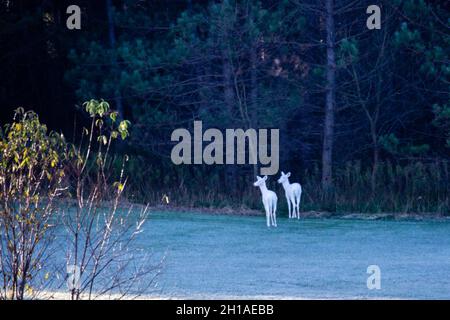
[256,176,261,180]
[287,172,291,177]
[281,171,285,175]
[263,175,268,181]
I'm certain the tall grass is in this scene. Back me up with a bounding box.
[302,161,449,214]
[119,157,449,215]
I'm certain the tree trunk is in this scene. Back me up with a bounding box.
[322,0,336,192]
[250,44,259,178]
[222,46,237,191]
[371,131,379,195]
[106,0,124,118]
[223,54,235,120]
[371,142,380,195]
[371,72,382,195]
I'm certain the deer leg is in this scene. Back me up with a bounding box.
[291,197,297,218]
[273,200,277,227]
[263,200,270,227]
[296,193,301,219]
[269,202,274,226]
[286,195,291,218]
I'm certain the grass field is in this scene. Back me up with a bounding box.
[138,211,450,299]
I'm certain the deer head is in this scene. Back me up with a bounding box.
[253,175,268,187]
[277,171,291,184]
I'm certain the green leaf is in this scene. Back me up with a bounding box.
[110,112,118,123]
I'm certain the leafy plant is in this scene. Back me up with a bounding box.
[63,99,158,300]
[0,108,67,300]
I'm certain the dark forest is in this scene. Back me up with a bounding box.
[0,0,449,214]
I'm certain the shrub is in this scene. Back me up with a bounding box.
[0,108,66,300]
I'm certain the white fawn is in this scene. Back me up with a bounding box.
[253,176,278,227]
[277,171,302,219]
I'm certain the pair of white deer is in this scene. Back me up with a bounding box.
[253,172,302,227]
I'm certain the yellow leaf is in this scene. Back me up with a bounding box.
[25,284,33,295]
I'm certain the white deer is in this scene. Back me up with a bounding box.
[253,176,278,227]
[278,171,302,219]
